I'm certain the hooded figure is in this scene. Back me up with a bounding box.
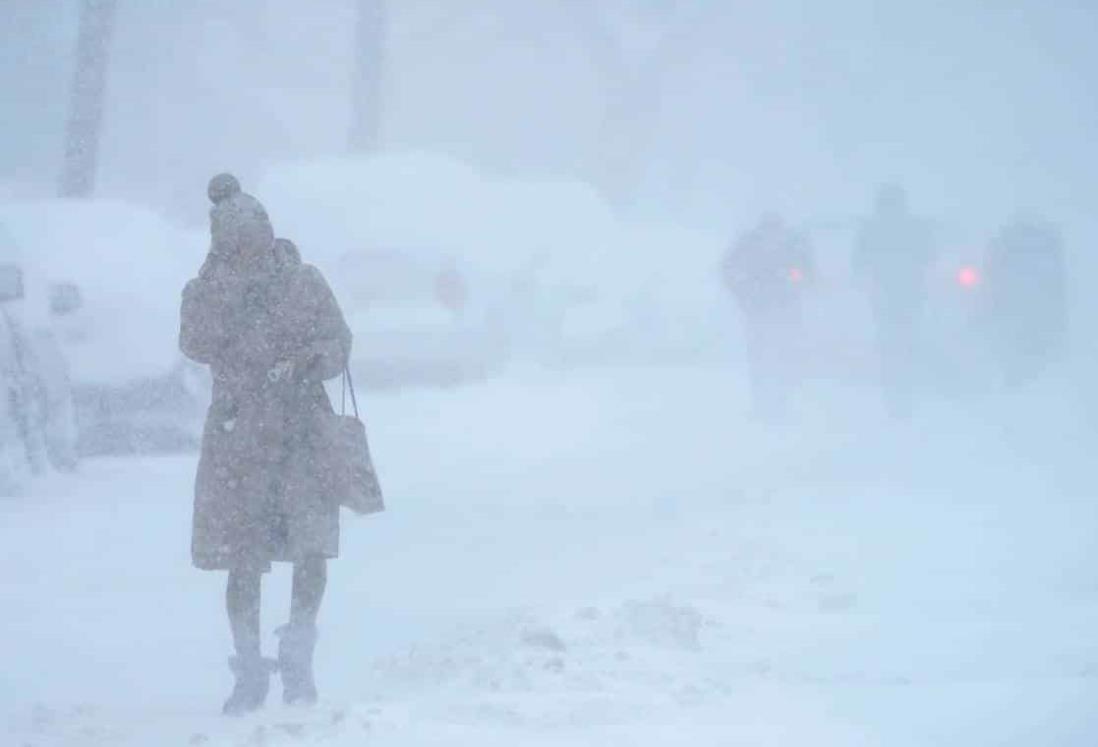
[722,215,813,417]
[853,184,934,417]
[180,174,351,714]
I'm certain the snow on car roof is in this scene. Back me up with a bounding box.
[0,199,199,385]
[259,151,621,279]
[259,152,732,363]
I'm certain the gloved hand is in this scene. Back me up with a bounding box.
[266,359,295,384]
[298,339,346,381]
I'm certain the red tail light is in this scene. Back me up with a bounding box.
[788,266,804,283]
[957,266,980,288]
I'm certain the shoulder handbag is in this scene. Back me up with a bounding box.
[322,366,384,515]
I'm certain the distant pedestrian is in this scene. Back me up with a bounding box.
[853,184,934,417]
[722,214,814,417]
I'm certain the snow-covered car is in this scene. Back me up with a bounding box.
[0,229,77,491]
[922,226,1068,391]
[799,219,1029,396]
[791,219,996,393]
[0,200,207,457]
[261,152,737,374]
[260,155,547,386]
[348,304,500,388]
[920,241,998,394]
[332,246,506,388]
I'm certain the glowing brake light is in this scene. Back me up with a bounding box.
[788,266,804,283]
[957,266,980,288]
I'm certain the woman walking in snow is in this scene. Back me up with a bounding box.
[179,174,352,714]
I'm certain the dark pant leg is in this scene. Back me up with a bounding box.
[290,556,328,627]
[876,306,918,418]
[746,316,795,418]
[226,569,262,659]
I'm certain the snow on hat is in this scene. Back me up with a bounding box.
[208,173,242,205]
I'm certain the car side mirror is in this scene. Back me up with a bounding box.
[51,283,83,316]
[0,264,24,304]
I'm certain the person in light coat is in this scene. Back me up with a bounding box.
[180,174,351,714]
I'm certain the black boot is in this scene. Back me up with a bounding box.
[222,655,274,716]
[276,623,318,706]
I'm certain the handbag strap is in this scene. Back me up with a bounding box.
[341,365,360,420]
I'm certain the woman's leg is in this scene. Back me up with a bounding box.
[280,556,327,705]
[226,569,262,659]
[223,569,270,715]
[290,555,327,626]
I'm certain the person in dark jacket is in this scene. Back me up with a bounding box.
[180,174,352,714]
[853,184,934,417]
[722,214,814,417]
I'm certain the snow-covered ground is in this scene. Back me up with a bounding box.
[2,365,1096,745]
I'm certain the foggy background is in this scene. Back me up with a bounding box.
[3,1,1098,744]
[5,0,1097,231]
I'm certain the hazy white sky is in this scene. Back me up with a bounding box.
[3,0,1096,238]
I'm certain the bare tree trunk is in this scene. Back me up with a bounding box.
[349,0,386,152]
[561,0,699,207]
[565,4,638,205]
[60,0,118,198]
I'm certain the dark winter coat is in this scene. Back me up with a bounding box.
[180,205,351,572]
[722,219,813,320]
[853,209,933,320]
